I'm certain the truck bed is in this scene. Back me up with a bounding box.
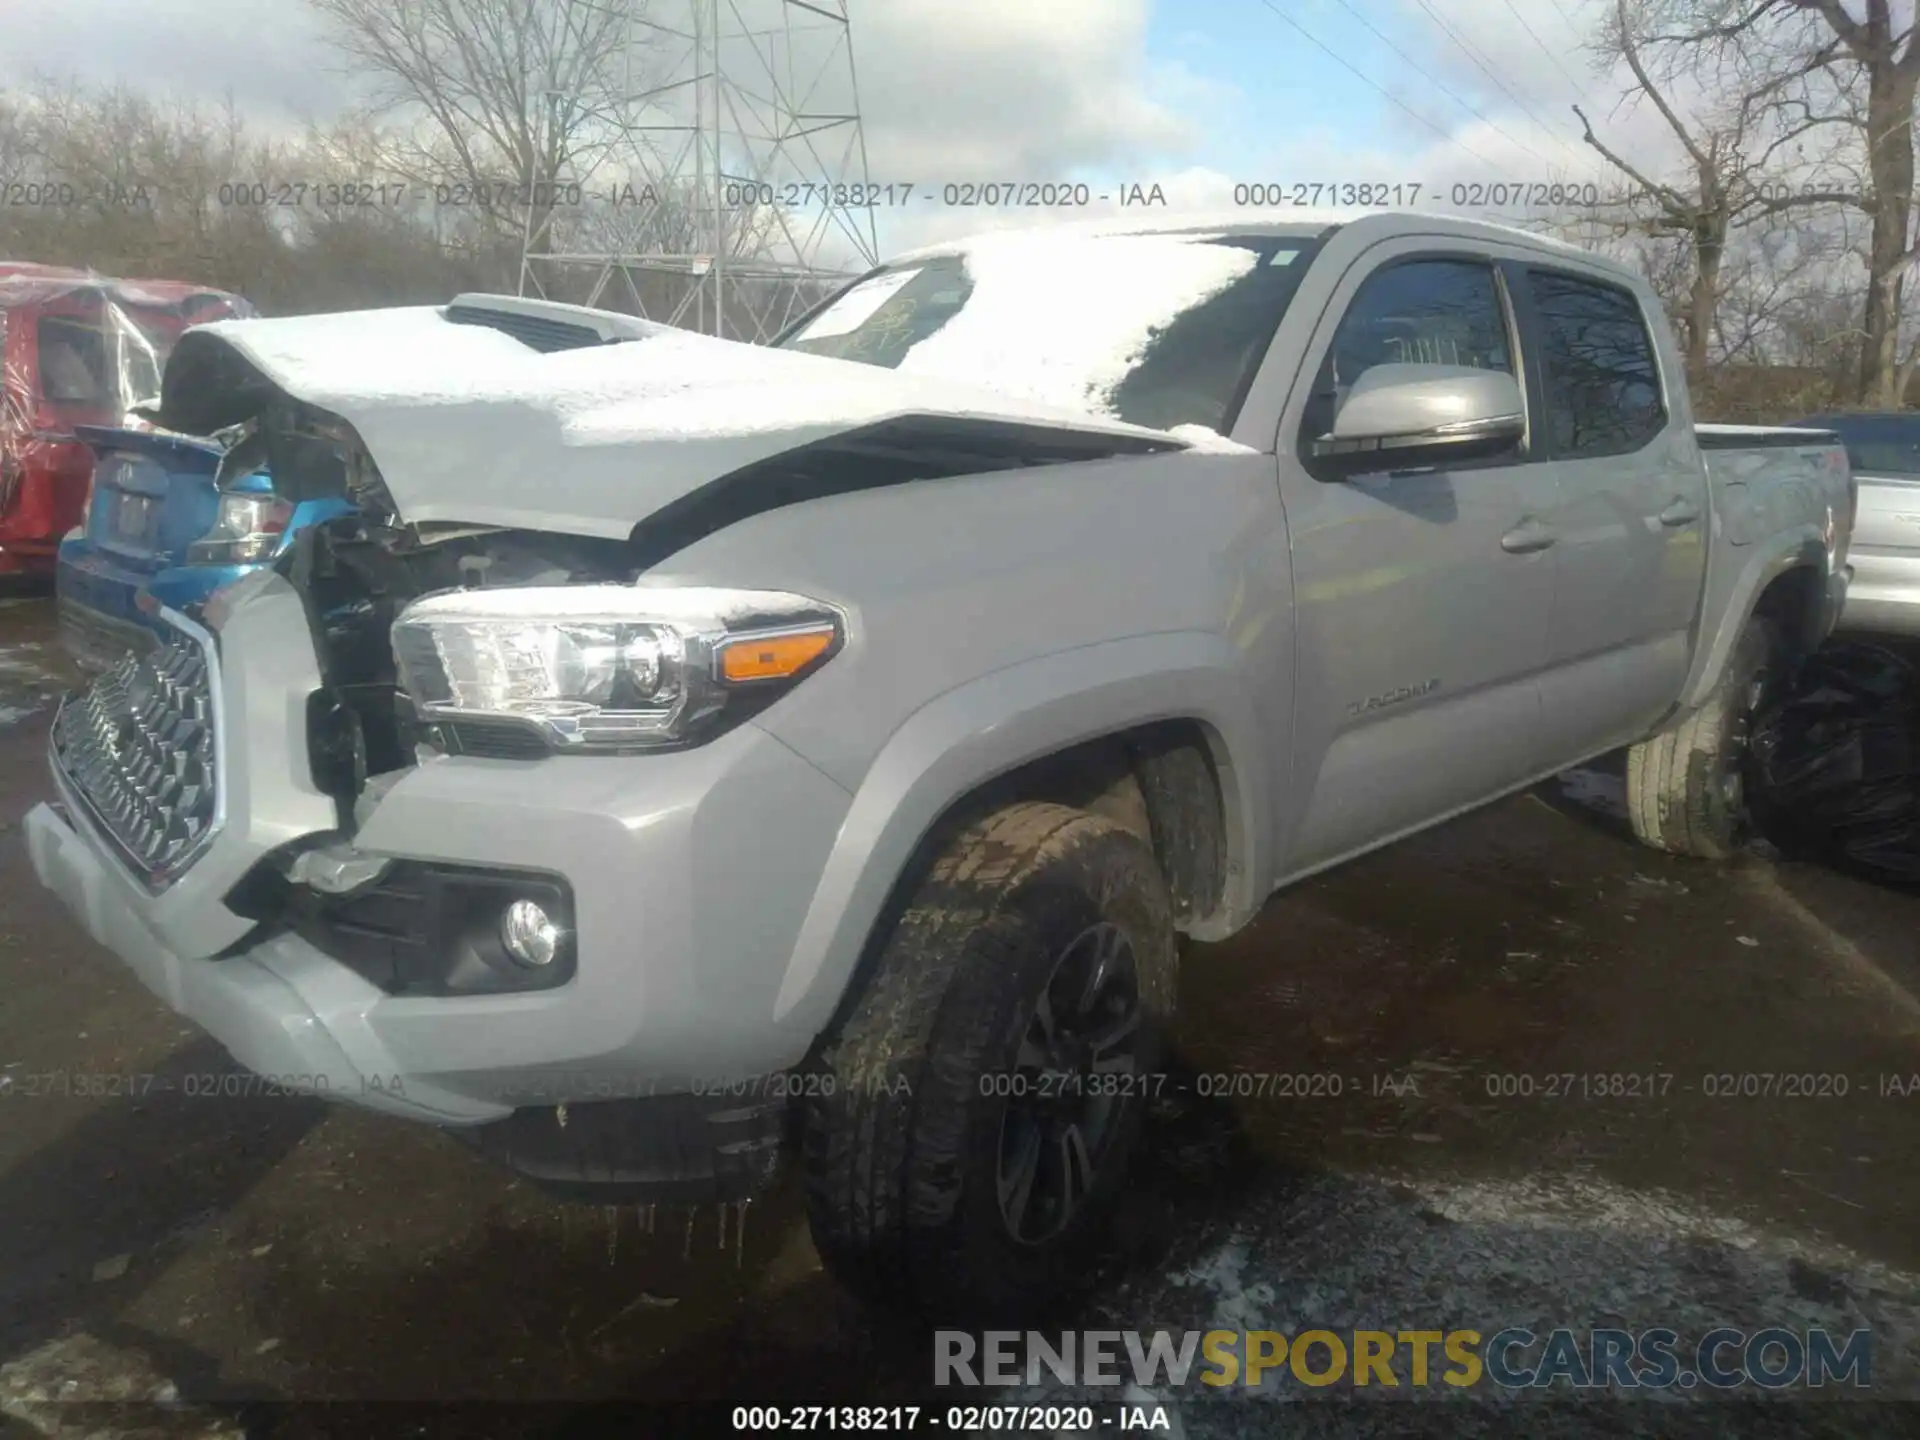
[1696,423,1850,549]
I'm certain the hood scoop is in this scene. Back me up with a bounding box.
[442,294,659,354]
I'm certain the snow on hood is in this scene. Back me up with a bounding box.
[168,304,1193,539]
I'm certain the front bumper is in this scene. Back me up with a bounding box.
[27,796,484,1120]
[1836,548,1920,637]
[28,573,857,1130]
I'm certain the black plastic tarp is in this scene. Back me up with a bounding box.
[1749,640,1920,887]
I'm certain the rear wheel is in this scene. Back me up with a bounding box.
[802,801,1177,1320]
[1626,616,1777,859]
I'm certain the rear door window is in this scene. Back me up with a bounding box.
[1526,271,1666,457]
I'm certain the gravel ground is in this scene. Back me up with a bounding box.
[0,595,1916,1437]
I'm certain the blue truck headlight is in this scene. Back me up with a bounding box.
[187,491,293,563]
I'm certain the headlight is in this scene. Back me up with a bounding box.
[390,584,845,753]
[187,490,293,564]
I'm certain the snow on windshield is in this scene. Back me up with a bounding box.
[889,233,1259,417]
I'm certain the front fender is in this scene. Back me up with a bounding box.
[769,631,1276,1033]
[1680,527,1834,712]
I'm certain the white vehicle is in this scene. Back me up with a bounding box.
[1786,411,1920,635]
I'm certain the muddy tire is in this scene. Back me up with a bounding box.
[802,801,1177,1321]
[1626,616,1777,859]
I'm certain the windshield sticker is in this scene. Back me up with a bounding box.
[794,268,923,341]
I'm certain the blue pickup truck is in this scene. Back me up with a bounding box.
[56,427,352,671]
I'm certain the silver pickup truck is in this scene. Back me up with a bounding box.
[25,212,1853,1318]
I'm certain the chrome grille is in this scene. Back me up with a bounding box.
[51,622,220,887]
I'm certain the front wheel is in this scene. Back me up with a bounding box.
[1626,616,1777,859]
[802,801,1178,1321]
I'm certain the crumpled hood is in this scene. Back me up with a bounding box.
[158,303,1190,540]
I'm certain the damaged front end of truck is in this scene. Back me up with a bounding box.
[47,292,1189,1200]
[153,294,1183,830]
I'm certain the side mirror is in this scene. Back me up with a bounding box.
[1312,363,1524,470]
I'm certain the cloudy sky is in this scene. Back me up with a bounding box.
[0,0,1720,256]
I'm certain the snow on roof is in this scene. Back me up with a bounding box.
[884,207,1606,268]
[827,214,1621,429]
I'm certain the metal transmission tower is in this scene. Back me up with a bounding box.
[519,0,880,342]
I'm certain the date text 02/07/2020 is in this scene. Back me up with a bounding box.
[0,1070,372,1099]
[728,1404,1170,1432]
[716,181,1170,208]
[1231,181,1603,208]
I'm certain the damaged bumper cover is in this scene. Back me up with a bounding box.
[26,573,853,1182]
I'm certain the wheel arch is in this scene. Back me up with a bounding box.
[1681,534,1835,711]
[770,632,1275,1039]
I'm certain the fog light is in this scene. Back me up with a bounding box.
[500,899,562,967]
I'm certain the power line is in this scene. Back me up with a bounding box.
[1405,0,1585,160]
[1252,0,1497,168]
[1319,0,1553,165]
[1495,0,1597,101]
[1543,0,1590,41]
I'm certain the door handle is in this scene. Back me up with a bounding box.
[1658,498,1701,527]
[1500,518,1556,553]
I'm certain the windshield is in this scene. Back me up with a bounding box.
[1792,414,1920,477]
[776,232,1320,434]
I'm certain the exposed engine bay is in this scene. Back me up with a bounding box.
[160,393,628,838]
[280,503,636,825]
[211,417,637,976]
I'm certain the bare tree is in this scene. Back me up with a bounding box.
[1576,0,1858,372]
[0,76,520,313]
[1781,1,1920,402]
[305,0,632,257]
[1626,1,1920,403]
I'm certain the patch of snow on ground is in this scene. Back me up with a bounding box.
[0,641,68,729]
[1556,766,1629,822]
[973,1169,1919,1432]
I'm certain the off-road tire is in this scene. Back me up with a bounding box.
[802,801,1177,1321]
[1626,616,1777,859]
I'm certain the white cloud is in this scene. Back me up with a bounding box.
[0,0,343,131]
[1373,0,1857,196]
[849,0,1198,179]
[2,0,1205,177]
[3,0,1862,276]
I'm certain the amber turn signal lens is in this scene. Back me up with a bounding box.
[718,625,836,682]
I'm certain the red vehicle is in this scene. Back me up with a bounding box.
[0,263,255,574]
